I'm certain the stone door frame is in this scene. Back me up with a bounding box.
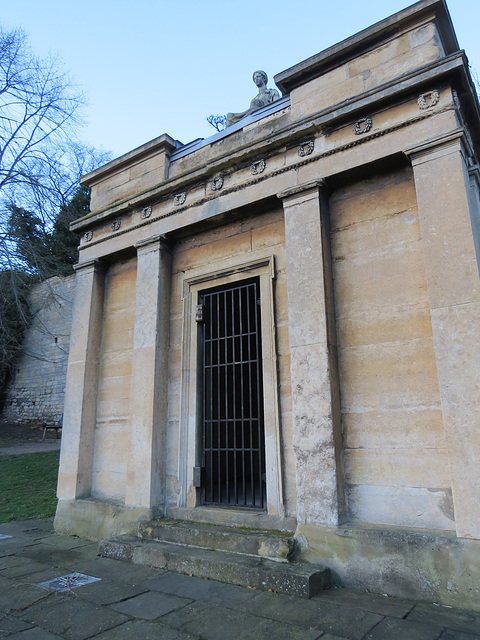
[178,253,284,517]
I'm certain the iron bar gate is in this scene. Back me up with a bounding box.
[199,278,266,508]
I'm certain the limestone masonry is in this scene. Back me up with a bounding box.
[54,0,480,610]
[2,275,75,426]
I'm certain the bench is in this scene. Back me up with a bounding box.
[42,416,63,440]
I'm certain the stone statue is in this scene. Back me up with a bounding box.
[226,70,280,127]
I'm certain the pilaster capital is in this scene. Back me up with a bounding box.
[404,128,465,166]
[135,233,172,255]
[277,179,328,204]
[73,259,105,275]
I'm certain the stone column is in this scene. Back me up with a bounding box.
[125,235,171,511]
[57,259,105,499]
[278,180,345,526]
[406,130,480,540]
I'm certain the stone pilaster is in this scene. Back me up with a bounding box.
[56,260,105,500]
[125,235,172,510]
[406,129,480,539]
[467,163,480,274]
[278,180,345,526]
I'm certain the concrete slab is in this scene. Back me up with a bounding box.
[145,571,258,606]
[11,595,130,640]
[440,631,480,640]
[365,616,443,639]
[237,591,383,639]
[0,583,48,614]
[20,544,96,567]
[110,591,192,620]
[7,627,63,639]
[0,613,33,636]
[1,519,479,639]
[313,588,416,619]
[92,619,198,639]
[407,603,480,635]
[70,556,162,585]
[0,538,42,556]
[1,560,53,579]
[0,519,55,536]
[0,556,30,572]
[73,578,148,606]
[160,601,323,640]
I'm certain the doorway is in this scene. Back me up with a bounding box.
[199,278,266,509]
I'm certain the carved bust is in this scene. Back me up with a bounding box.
[226,70,280,127]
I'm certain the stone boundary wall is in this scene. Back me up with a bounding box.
[1,274,75,426]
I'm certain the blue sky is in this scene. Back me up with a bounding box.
[3,0,479,159]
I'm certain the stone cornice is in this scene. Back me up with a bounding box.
[82,134,179,187]
[275,0,458,94]
[72,54,477,236]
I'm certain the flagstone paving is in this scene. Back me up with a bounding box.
[0,519,479,639]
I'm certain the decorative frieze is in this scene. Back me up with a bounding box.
[251,159,266,175]
[417,90,439,110]
[84,231,93,242]
[211,177,224,191]
[353,117,373,135]
[297,140,314,157]
[111,219,121,231]
[141,206,152,219]
[174,192,186,206]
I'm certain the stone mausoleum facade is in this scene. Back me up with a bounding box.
[55,0,480,609]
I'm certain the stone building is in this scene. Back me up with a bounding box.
[1,275,75,426]
[55,0,480,609]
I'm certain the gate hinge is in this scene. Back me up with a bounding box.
[195,304,204,323]
[193,466,204,487]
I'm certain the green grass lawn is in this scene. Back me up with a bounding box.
[0,450,59,522]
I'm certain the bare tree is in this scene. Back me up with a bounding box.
[206,114,227,132]
[0,28,83,211]
[0,27,111,269]
[0,27,111,408]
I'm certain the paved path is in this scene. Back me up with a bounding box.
[0,519,479,639]
[0,441,61,456]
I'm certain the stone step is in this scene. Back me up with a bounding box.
[99,537,331,598]
[139,519,295,561]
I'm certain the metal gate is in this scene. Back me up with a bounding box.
[199,278,266,508]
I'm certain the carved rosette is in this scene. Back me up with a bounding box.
[353,117,373,135]
[417,90,439,110]
[297,140,314,157]
[84,231,93,242]
[111,219,121,231]
[251,159,266,175]
[141,206,152,219]
[173,192,186,206]
[211,177,224,191]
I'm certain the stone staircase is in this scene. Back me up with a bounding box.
[98,519,332,598]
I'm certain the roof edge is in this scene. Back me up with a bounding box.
[275,0,458,94]
[81,133,180,187]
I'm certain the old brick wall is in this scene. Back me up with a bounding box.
[1,274,75,426]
